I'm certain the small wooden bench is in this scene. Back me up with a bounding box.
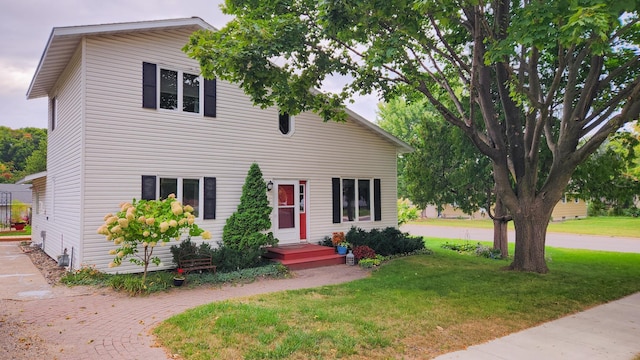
[179,256,217,274]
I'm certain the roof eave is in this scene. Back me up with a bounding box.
[344,107,414,153]
[26,17,214,100]
[16,171,48,185]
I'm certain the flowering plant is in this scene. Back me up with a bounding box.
[175,268,185,280]
[97,194,212,282]
[331,231,345,246]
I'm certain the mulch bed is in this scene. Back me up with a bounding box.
[18,242,67,285]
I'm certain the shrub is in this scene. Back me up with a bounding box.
[475,245,502,259]
[358,255,384,268]
[441,242,477,252]
[397,198,419,225]
[170,237,213,265]
[318,236,333,247]
[352,245,376,261]
[442,242,503,260]
[210,245,268,272]
[222,163,277,251]
[346,226,424,256]
[171,237,268,272]
[97,195,211,282]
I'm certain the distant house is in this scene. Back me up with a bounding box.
[0,184,32,229]
[22,18,411,273]
[422,194,588,220]
[551,194,588,220]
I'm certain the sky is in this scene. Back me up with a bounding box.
[0,0,380,130]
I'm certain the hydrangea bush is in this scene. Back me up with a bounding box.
[97,194,211,282]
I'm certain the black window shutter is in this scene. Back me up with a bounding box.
[141,175,157,200]
[203,177,216,219]
[332,178,341,224]
[204,79,216,117]
[374,179,382,221]
[142,62,157,109]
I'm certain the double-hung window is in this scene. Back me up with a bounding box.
[342,179,372,222]
[159,178,201,216]
[143,62,216,117]
[332,177,381,223]
[159,69,201,113]
[141,175,216,219]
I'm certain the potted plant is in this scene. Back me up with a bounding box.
[336,241,350,255]
[173,268,185,286]
[11,200,28,231]
[12,222,26,231]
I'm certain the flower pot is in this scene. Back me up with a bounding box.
[13,222,26,231]
[173,277,185,287]
[337,245,348,255]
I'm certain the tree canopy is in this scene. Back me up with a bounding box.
[185,0,640,272]
[377,98,493,215]
[0,126,47,183]
[570,123,640,214]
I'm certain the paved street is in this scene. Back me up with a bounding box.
[401,224,640,253]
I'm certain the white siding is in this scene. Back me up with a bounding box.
[43,45,84,267]
[73,29,400,273]
[30,177,47,246]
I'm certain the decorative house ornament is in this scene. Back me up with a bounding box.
[346,250,355,266]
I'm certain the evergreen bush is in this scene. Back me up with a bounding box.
[346,226,424,256]
[222,163,277,265]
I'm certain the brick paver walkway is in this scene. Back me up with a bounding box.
[3,256,369,359]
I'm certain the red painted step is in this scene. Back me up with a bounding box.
[264,244,346,270]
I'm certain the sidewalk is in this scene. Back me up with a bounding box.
[403,224,640,359]
[434,292,640,360]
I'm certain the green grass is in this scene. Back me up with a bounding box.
[0,225,32,237]
[154,239,640,359]
[411,216,640,238]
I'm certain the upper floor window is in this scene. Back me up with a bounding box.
[143,62,216,117]
[279,112,294,135]
[159,69,201,113]
[50,97,57,131]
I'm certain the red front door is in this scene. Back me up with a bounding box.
[273,180,307,244]
[299,181,307,240]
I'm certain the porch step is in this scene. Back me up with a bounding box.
[264,244,345,270]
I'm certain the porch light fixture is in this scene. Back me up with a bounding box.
[267,181,274,191]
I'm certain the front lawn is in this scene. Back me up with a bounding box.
[154,238,640,359]
[411,216,639,238]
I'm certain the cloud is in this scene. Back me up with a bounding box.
[0,59,37,95]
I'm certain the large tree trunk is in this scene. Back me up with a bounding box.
[509,204,552,273]
[492,197,509,258]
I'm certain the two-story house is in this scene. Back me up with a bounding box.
[23,17,411,273]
